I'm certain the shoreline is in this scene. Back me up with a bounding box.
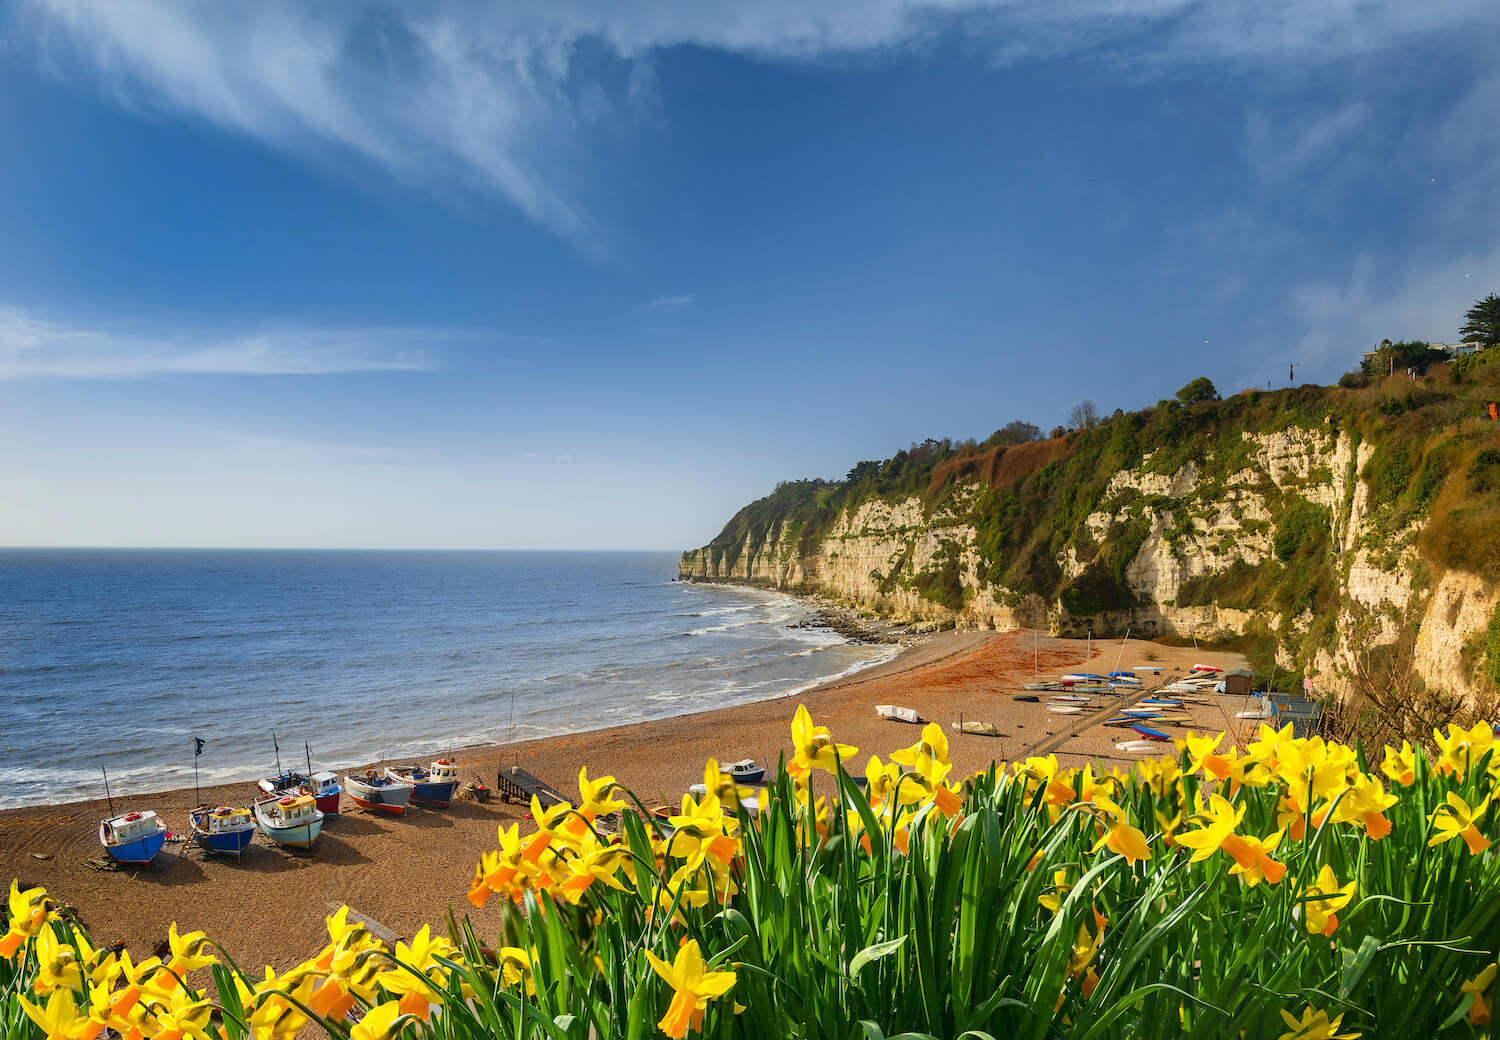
[0,587,915,814]
[0,627,1247,971]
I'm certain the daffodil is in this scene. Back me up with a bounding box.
[145,987,216,1040]
[162,922,217,984]
[1039,869,1072,913]
[19,988,88,1040]
[645,939,737,1038]
[1429,791,1491,855]
[790,705,857,777]
[495,946,535,993]
[1435,721,1495,780]
[33,925,84,994]
[1297,865,1354,936]
[1,879,55,958]
[350,1001,414,1040]
[1462,963,1497,1026]
[577,767,626,822]
[1276,1005,1360,1039]
[1091,795,1151,863]
[1381,740,1416,786]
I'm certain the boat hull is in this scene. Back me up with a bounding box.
[100,826,167,865]
[252,805,323,850]
[314,793,341,816]
[345,776,414,814]
[192,825,255,857]
[409,780,455,807]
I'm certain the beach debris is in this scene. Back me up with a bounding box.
[951,720,1000,737]
[875,704,923,724]
[30,852,53,860]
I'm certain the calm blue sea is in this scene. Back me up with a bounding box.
[0,550,893,809]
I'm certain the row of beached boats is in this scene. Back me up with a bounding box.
[1014,665,1230,755]
[97,756,464,866]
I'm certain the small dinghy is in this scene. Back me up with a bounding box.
[1189,664,1223,674]
[387,759,460,808]
[1131,724,1172,741]
[1114,739,1157,754]
[1061,673,1104,682]
[952,720,999,737]
[99,809,168,865]
[1050,694,1092,703]
[253,794,324,850]
[1024,681,1070,691]
[1047,703,1085,715]
[1013,694,1040,702]
[1139,698,1183,707]
[876,705,923,724]
[344,770,415,814]
[1133,666,1164,674]
[725,759,766,784]
[190,806,255,859]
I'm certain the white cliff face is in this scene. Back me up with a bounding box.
[681,425,1499,704]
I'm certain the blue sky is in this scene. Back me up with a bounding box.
[2,1,1498,549]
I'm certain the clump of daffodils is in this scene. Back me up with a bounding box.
[5,712,1500,1039]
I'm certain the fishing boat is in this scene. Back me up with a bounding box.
[344,770,415,815]
[253,794,324,850]
[387,759,460,808]
[258,770,312,798]
[725,759,766,784]
[308,771,341,815]
[189,806,255,859]
[99,809,168,865]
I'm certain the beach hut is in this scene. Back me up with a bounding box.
[1224,669,1253,695]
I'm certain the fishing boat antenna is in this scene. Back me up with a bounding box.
[508,690,517,768]
[101,766,115,817]
[194,737,205,809]
[305,741,313,777]
[272,731,282,776]
[1112,628,1130,675]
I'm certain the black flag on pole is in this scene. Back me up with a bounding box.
[194,737,206,757]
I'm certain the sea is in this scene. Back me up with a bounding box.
[0,550,897,810]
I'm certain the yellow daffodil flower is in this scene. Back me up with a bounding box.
[33,925,84,995]
[163,923,217,983]
[495,946,535,993]
[1381,741,1417,786]
[1297,865,1354,936]
[350,1002,414,1040]
[790,705,857,777]
[1435,722,1495,780]
[1,880,56,958]
[645,939,737,1038]
[577,767,626,822]
[1462,963,1497,1026]
[1091,795,1151,863]
[1276,1005,1360,1039]
[19,988,90,1040]
[1429,792,1491,855]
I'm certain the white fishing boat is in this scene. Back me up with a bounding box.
[344,770,416,815]
[876,705,923,724]
[253,793,324,850]
[99,809,168,865]
[189,805,255,859]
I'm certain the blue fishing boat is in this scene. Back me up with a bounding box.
[387,759,460,808]
[190,806,256,859]
[345,770,415,814]
[99,809,168,865]
[253,793,324,849]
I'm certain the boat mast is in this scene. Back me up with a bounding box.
[272,731,282,776]
[305,742,313,777]
[194,737,204,808]
[101,766,114,816]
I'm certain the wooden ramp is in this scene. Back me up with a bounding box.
[495,766,567,808]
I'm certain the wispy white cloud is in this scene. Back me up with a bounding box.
[0,306,437,379]
[8,1,1493,245]
[645,294,693,310]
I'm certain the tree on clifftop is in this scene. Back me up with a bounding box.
[1176,376,1220,404]
[1067,400,1100,431]
[1460,293,1500,349]
[988,420,1042,445]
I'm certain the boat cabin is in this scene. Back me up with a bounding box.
[103,810,161,844]
[203,807,251,832]
[427,759,459,783]
[310,771,340,796]
[273,794,318,822]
